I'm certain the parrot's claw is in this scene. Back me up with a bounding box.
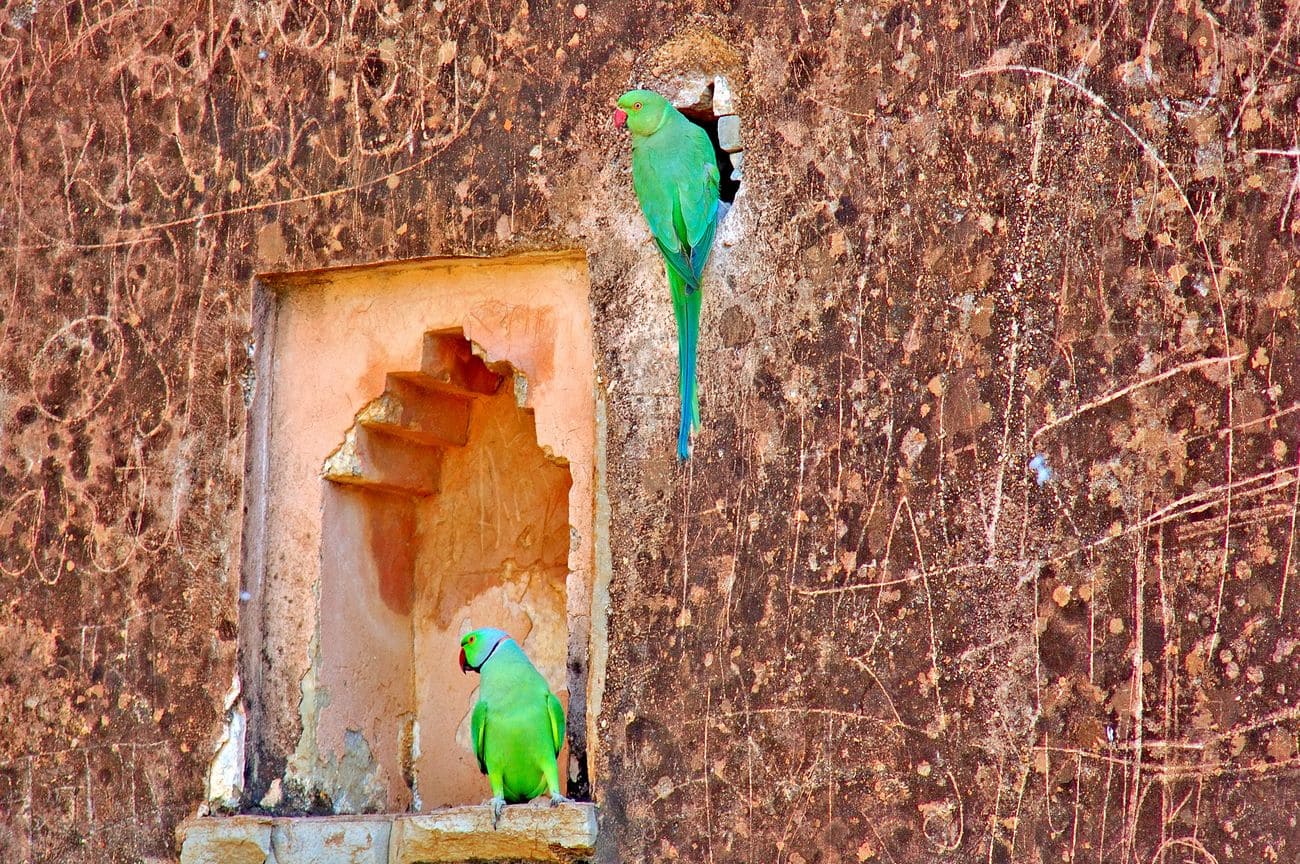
[549,792,572,807]
[489,797,506,830]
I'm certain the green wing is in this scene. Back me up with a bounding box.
[471,700,488,775]
[688,193,717,281]
[544,693,566,756]
[679,146,720,266]
[653,232,700,292]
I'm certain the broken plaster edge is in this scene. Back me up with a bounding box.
[280,598,390,815]
[585,388,612,794]
[320,393,407,482]
[320,424,363,480]
[282,578,328,805]
[204,672,246,812]
[469,340,580,474]
[467,337,534,408]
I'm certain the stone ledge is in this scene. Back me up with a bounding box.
[178,803,597,864]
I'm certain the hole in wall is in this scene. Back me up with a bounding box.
[677,77,743,207]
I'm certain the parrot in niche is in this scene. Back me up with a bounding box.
[459,627,569,828]
[614,88,720,460]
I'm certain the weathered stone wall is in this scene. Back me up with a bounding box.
[1,1,1297,862]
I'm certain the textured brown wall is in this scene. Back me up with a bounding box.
[2,1,1298,862]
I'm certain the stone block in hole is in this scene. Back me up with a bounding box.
[717,115,742,153]
[713,75,736,115]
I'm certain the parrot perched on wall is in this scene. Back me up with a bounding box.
[614,89,720,460]
[459,627,568,828]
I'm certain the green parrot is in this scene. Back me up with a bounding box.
[614,88,720,460]
[459,627,568,828]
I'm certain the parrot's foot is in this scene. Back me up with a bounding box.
[489,796,506,830]
[549,791,572,807]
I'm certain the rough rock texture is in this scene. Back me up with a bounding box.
[1,2,1298,863]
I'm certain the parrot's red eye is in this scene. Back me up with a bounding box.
[468,636,475,643]
[633,102,642,110]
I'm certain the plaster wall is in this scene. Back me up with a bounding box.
[313,484,416,812]
[2,3,1299,862]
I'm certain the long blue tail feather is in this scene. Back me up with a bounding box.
[671,270,702,460]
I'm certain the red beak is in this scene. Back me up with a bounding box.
[613,108,627,128]
[459,647,469,674]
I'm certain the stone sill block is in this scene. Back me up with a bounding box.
[178,802,597,864]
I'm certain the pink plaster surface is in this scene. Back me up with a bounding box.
[317,486,417,811]
[256,252,594,811]
[411,380,572,807]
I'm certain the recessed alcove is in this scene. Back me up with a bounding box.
[314,331,573,812]
[229,252,598,826]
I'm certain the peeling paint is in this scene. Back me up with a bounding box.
[205,674,246,812]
